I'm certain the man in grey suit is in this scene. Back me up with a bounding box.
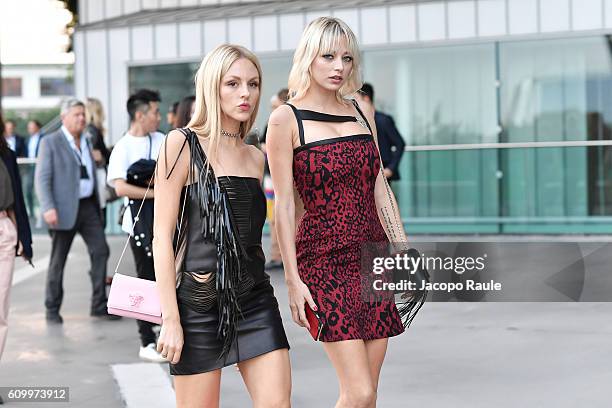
[35,99,119,324]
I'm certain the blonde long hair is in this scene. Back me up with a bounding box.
[85,97,105,134]
[288,17,362,103]
[187,44,262,165]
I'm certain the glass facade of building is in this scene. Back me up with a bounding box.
[125,34,612,234]
[128,62,201,133]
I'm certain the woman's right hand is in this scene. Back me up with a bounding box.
[157,319,184,364]
[287,279,317,330]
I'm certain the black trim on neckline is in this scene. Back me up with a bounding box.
[293,134,372,154]
[218,175,261,181]
[297,109,358,123]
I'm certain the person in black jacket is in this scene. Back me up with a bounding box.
[85,98,112,227]
[3,119,28,158]
[85,98,111,164]
[0,117,33,260]
[0,114,33,392]
[174,95,196,129]
[358,83,406,183]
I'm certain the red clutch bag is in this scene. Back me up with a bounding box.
[305,305,324,341]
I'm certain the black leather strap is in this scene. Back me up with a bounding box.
[351,99,373,134]
[285,103,305,146]
[164,128,189,180]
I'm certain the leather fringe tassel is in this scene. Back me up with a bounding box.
[184,129,248,361]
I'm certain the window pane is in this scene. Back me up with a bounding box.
[2,77,22,97]
[129,63,200,132]
[40,77,74,96]
[362,44,499,230]
[500,37,612,216]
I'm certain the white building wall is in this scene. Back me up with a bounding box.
[105,0,122,19]
[508,0,538,35]
[2,65,73,111]
[80,0,276,24]
[154,24,179,60]
[203,19,227,54]
[78,0,612,32]
[108,28,131,141]
[178,22,203,58]
[84,30,110,123]
[123,0,142,15]
[74,31,87,100]
[75,0,612,144]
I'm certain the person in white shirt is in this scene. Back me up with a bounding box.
[27,120,43,159]
[23,120,43,218]
[107,89,166,362]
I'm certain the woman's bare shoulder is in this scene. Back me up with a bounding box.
[268,104,295,125]
[164,128,191,149]
[246,144,265,164]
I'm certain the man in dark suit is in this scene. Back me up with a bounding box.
[35,99,119,324]
[3,120,28,158]
[359,83,406,183]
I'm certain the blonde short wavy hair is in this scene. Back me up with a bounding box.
[187,44,262,164]
[85,97,105,133]
[288,17,362,103]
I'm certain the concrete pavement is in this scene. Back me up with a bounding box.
[0,234,611,407]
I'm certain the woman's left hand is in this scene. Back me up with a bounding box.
[16,240,31,262]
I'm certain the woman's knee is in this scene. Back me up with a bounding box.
[174,371,221,408]
[252,394,290,408]
[340,386,376,408]
[176,390,220,408]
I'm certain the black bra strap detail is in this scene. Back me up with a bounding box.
[285,103,305,146]
[297,109,358,123]
[351,99,373,134]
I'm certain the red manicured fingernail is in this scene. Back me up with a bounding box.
[313,306,318,311]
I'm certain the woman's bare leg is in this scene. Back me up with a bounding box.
[364,338,389,391]
[323,340,377,408]
[237,348,291,408]
[174,369,222,408]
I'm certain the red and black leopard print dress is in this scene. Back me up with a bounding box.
[287,100,405,342]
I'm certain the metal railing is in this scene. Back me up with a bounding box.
[403,140,612,152]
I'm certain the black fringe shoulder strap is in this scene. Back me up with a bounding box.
[175,128,253,360]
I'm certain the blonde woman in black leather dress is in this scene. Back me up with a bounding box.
[153,44,291,408]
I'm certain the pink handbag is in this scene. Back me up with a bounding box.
[107,273,162,324]
[106,171,163,323]
[106,167,188,322]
